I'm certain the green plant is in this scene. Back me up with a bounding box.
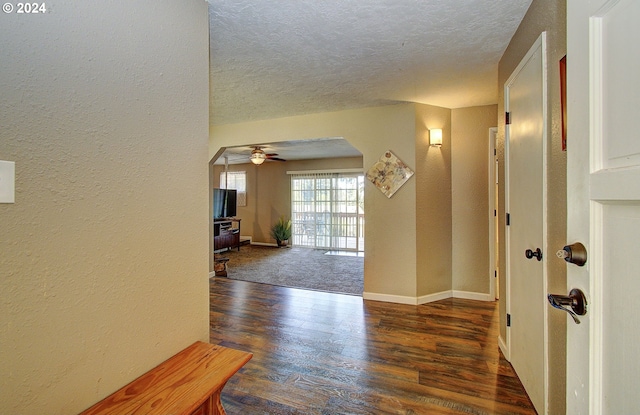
[270,216,292,244]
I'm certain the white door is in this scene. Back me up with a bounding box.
[505,33,547,414]
[566,0,640,413]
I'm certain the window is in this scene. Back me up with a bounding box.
[291,172,364,251]
[220,171,246,191]
[220,171,246,206]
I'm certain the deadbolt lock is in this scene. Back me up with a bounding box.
[556,242,587,266]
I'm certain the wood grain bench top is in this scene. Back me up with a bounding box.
[80,341,252,415]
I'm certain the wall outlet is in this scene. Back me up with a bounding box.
[0,160,16,203]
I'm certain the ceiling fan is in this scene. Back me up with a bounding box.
[250,146,286,165]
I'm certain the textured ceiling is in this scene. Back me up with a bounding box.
[209,0,532,126]
[214,137,362,166]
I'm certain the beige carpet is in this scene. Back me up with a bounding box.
[216,245,364,295]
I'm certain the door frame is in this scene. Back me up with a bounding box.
[489,127,498,300]
[503,32,549,413]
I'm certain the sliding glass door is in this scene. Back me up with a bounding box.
[291,173,364,251]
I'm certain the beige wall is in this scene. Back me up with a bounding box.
[0,2,210,414]
[451,105,498,295]
[212,157,362,245]
[211,103,496,302]
[497,0,567,412]
[415,104,453,297]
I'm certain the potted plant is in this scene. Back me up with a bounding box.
[270,216,292,247]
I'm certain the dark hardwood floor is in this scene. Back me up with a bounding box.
[210,278,536,415]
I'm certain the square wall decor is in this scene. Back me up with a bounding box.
[366,150,414,198]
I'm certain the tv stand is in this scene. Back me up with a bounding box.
[214,218,241,252]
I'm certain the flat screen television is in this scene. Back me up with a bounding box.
[213,188,237,219]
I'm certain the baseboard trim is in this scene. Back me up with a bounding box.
[417,290,452,304]
[363,290,494,305]
[498,335,509,361]
[362,292,420,305]
[452,290,493,302]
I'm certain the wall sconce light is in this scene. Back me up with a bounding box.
[429,129,443,147]
[250,148,266,165]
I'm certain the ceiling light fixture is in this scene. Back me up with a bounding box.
[429,129,443,147]
[250,148,266,165]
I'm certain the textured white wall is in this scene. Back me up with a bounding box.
[0,1,210,414]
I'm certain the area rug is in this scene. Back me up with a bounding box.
[216,245,364,296]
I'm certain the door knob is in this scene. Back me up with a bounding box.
[525,248,542,261]
[556,242,587,266]
[547,288,588,324]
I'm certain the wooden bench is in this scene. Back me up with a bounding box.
[80,341,252,415]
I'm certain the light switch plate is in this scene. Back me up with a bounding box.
[0,160,16,203]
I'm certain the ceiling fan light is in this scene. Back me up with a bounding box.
[250,149,266,165]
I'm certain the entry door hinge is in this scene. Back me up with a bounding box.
[494,209,497,217]
[505,112,511,125]
[506,213,511,226]
[507,313,511,327]
[494,270,497,278]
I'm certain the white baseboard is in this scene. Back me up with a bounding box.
[498,335,510,361]
[362,292,420,305]
[417,290,452,304]
[452,290,493,302]
[364,290,494,305]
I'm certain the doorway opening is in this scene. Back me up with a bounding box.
[209,138,365,296]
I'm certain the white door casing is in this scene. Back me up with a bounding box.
[566,0,640,413]
[489,127,498,301]
[504,33,548,414]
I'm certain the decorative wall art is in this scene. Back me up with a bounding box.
[366,150,414,198]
